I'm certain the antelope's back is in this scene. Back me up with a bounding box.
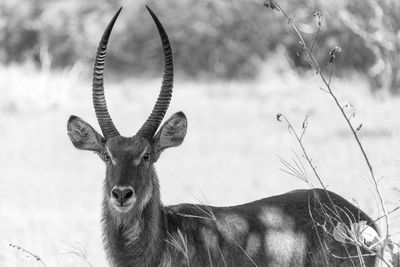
[164,189,377,266]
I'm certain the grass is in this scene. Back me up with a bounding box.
[0,63,399,266]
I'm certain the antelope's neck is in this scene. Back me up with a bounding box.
[102,188,166,267]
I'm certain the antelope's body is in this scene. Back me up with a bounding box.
[103,188,377,267]
[67,6,378,267]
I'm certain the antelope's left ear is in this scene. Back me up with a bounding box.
[67,115,105,152]
[151,112,187,162]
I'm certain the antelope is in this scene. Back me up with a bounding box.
[67,6,379,267]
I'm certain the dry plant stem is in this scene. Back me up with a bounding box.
[279,114,364,265]
[279,115,356,245]
[307,198,330,266]
[62,241,94,267]
[232,239,259,267]
[9,243,48,267]
[279,115,334,206]
[270,0,390,252]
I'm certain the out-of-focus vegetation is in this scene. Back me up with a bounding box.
[1,0,399,92]
[1,1,399,266]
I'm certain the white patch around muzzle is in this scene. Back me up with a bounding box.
[109,185,136,213]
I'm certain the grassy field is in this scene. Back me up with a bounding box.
[0,64,399,266]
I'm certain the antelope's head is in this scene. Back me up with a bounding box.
[67,7,187,214]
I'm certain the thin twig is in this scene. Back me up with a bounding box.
[9,243,48,267]
[310,10,323,54]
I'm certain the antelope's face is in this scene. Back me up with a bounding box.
[67,112,187,213]
[103,136,152,213]
[66,6,187,214]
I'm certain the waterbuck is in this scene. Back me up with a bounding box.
[67,6,379,267]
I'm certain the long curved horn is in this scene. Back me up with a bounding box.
[92,7,122,139]
[136,6,174,141]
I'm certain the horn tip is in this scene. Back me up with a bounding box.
[145,5,156,17]
[115,6,123,18]
[111,7,123,23]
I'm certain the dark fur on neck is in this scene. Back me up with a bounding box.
[102,176,165,267]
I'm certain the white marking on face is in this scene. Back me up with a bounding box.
[112,204,134,213]
[109,185,136,213]
[137,179,153,212]
[106,146,117,165]
[133,147,148,166]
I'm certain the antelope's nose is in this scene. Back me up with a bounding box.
[111,186,134,205]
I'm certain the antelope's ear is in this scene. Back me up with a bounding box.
[67,115,105,152]
[151,112,187,162]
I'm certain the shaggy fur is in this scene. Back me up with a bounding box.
[68,113,378,267]
[102,185,378,267]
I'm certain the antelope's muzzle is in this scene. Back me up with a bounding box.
[110,185,136,212]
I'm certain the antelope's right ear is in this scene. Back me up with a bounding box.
[151,112,187,162]
[67,115,105,152]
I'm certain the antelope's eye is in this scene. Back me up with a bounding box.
[143,153,150,162]
[103,152,110,162]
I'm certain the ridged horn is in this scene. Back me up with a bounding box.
[92,7,122,139]
[136,6,174,140]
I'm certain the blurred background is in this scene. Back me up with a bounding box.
[0,0,399,266]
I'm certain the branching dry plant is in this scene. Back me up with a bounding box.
[61,241,94,267]
[9,243,48,267]
[265,0,400,265]
[165,230,191,267]
[277,115,392,265]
